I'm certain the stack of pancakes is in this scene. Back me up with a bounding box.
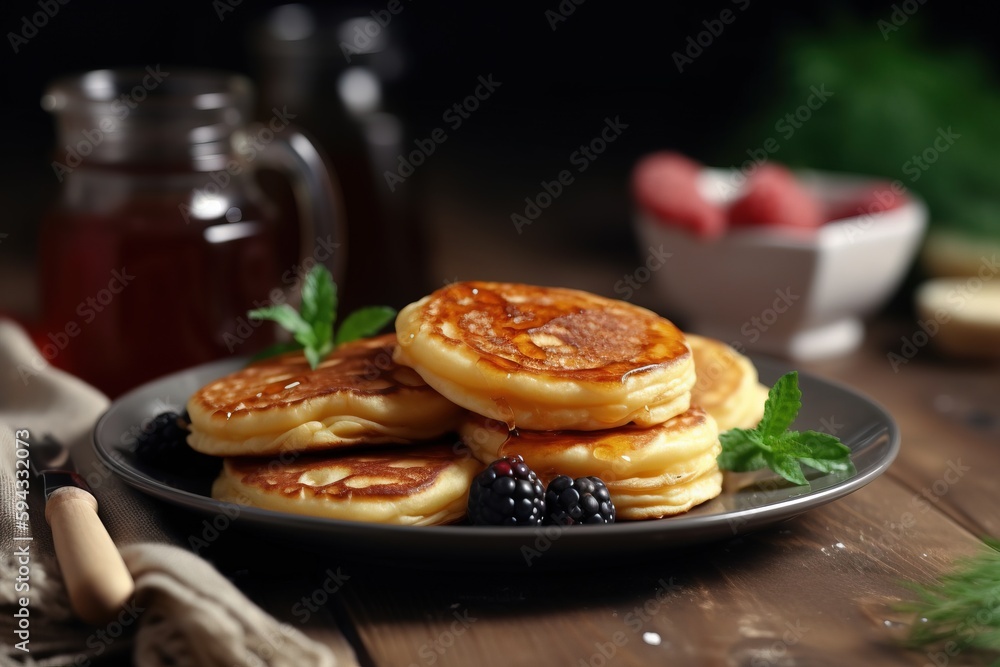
[397,283,767,520]
[190,335,478,526]
[187,281,767,525]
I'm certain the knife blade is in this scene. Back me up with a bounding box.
[29,434,135,625]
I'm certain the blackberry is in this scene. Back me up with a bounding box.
[467,455,546,526]
[544,475,616,525]
[134,411,216,472]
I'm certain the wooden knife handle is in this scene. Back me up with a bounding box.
[45,486,136,625]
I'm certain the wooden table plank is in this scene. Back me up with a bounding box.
[803,322,1000,539]
[336,472,985,666]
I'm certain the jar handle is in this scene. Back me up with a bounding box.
[237,123,348,286]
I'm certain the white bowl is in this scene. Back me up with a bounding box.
[634,168,928,360]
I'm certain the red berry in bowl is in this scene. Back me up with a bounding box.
[826,181,909,223]
[728,163,824,228]
[632,151,726,239]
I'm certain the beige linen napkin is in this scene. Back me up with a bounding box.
[0,320,336,667]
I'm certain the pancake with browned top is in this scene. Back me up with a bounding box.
[687,334,768,430]
[394,282,695,431]
[459,407,722,519]
[187,334,464,456]
[212,443,481,525]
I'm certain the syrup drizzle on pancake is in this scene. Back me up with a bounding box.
[462,409,713,482]
[420,282,690,383]
[192,334,431,422]
[223,444,469,500]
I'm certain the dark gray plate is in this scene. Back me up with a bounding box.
[93,357,899,567]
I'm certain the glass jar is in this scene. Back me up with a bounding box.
[39,68,346,396]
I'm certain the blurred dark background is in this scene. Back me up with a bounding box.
[1,0,998,330]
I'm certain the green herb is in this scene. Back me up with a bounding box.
[248,265,396,368]
[899,539,1000,661]
[730,22,1000,240]
[717,371,855,486]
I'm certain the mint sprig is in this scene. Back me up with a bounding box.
[248,265,396,369]
[717,371,856,486]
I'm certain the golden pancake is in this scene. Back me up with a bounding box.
[187,334,464,456]
[687,334,768,430]
[459,407,722,519]
[394,282,695,431]
[212,443,481,526]
[610,469,723,520]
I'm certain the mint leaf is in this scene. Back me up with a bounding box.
[770,431,813,459]
[248,305,310,336]
[303,345,322,370]
[335,306,397,346]
[249,341,305,363]
[718,429,768,472]
[716,371,856,488]
[246,265,394,368]
[249,266,336,369]
[797,457,855,474]
[791,430,852,460]
[301,265,336,354]
[757,371,802,439]
[763,451,810,485]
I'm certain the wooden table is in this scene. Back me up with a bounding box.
[214,320,998,667]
